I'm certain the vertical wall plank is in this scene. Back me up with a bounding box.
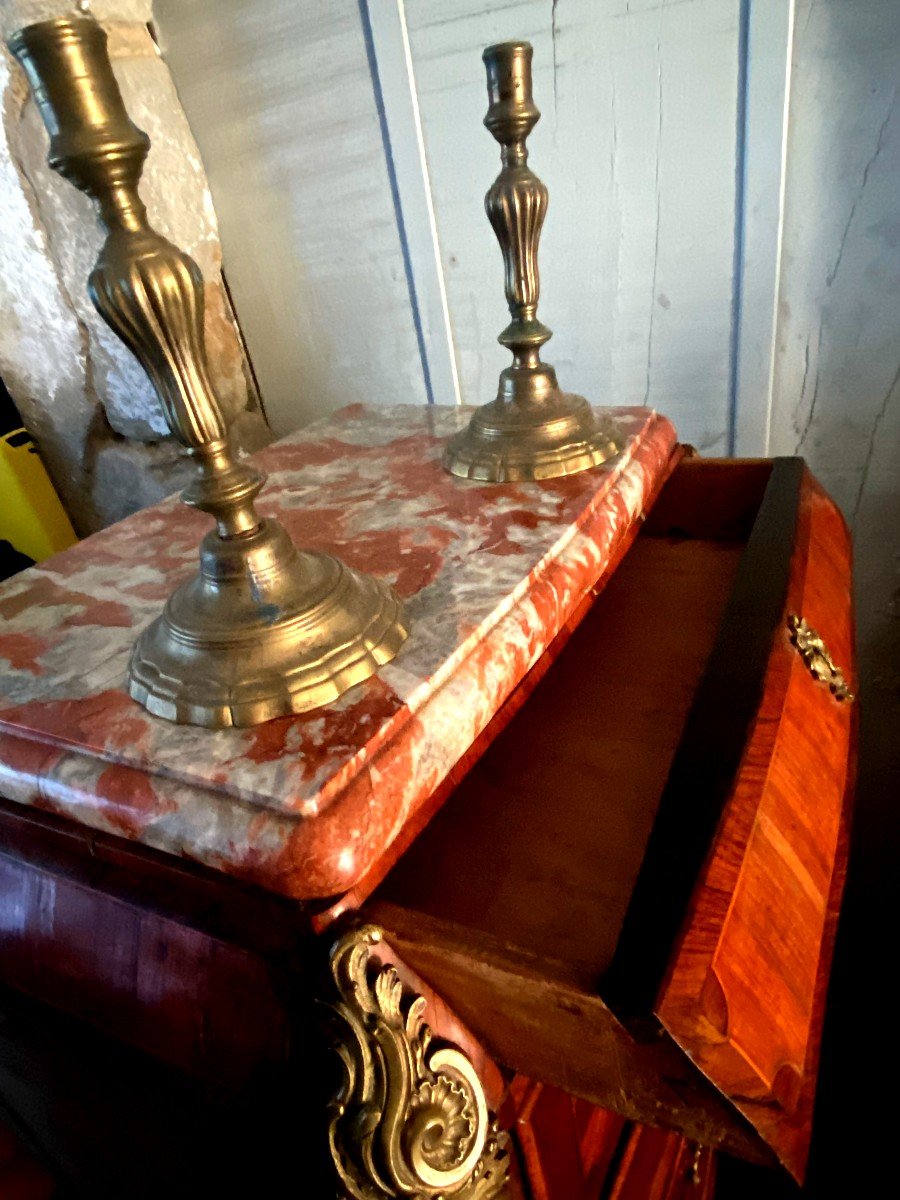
[732,0,795,456]
[364,0,462,406]
[404,0,743,450]
[153,0,428,435]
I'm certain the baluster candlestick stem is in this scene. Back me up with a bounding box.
[9,16,407,728]
[443,41,620,482]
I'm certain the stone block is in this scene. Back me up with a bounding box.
[0,5,266,537]
[90,409,273,528]
[0,2,153,41]
[12,23,250,439]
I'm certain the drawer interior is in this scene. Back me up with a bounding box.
[370,459,771,991]
[367,455,852,1181]
[364,459,802,1164]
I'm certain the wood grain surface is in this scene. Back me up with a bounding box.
[371,458,854,1180]
[655,468,855,1179]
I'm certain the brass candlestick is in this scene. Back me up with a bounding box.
[443,42,620,482]
[10,16,407,728]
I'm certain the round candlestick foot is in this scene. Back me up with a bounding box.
[127,519,407,728]
[443,392,620,482]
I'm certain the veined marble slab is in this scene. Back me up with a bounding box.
[0,405,677,899]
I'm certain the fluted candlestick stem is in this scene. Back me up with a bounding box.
[10,15,407,727]
[442,41,620,483]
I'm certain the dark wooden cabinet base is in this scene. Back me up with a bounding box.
[0,457,854,1197]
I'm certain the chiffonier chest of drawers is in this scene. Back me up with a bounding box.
[0,405,854,1199]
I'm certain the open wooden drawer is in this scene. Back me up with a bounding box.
[366,456,855,1183]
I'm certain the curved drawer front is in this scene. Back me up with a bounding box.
[656,471,854,1177]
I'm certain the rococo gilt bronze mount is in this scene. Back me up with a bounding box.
[324,925,509,1199]
[443,41,620,482]
[9,16,407,729]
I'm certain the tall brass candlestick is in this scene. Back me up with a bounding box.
[9,16,407,728]
[443,42,620,482]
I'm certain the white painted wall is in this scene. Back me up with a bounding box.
[403,0,743,452]
[154,0,755,451]
[153,0,430,435]
[152,0,898,776]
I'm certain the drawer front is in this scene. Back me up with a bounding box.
[0,850,290,1085]
[506,1079,713,1200]
[656,473,854,1176]
[609,1125,715,1200]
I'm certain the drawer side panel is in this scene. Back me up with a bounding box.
[656,473,855,1180]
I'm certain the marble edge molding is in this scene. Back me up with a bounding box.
[0,407,665,813]
[277,406,667,820]
[0,411,678,899]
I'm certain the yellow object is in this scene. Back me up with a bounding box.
[0,427,76,562]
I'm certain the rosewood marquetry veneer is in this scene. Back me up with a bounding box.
[0,406,854,1198]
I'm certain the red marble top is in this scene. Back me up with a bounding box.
[0,405,676,899]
